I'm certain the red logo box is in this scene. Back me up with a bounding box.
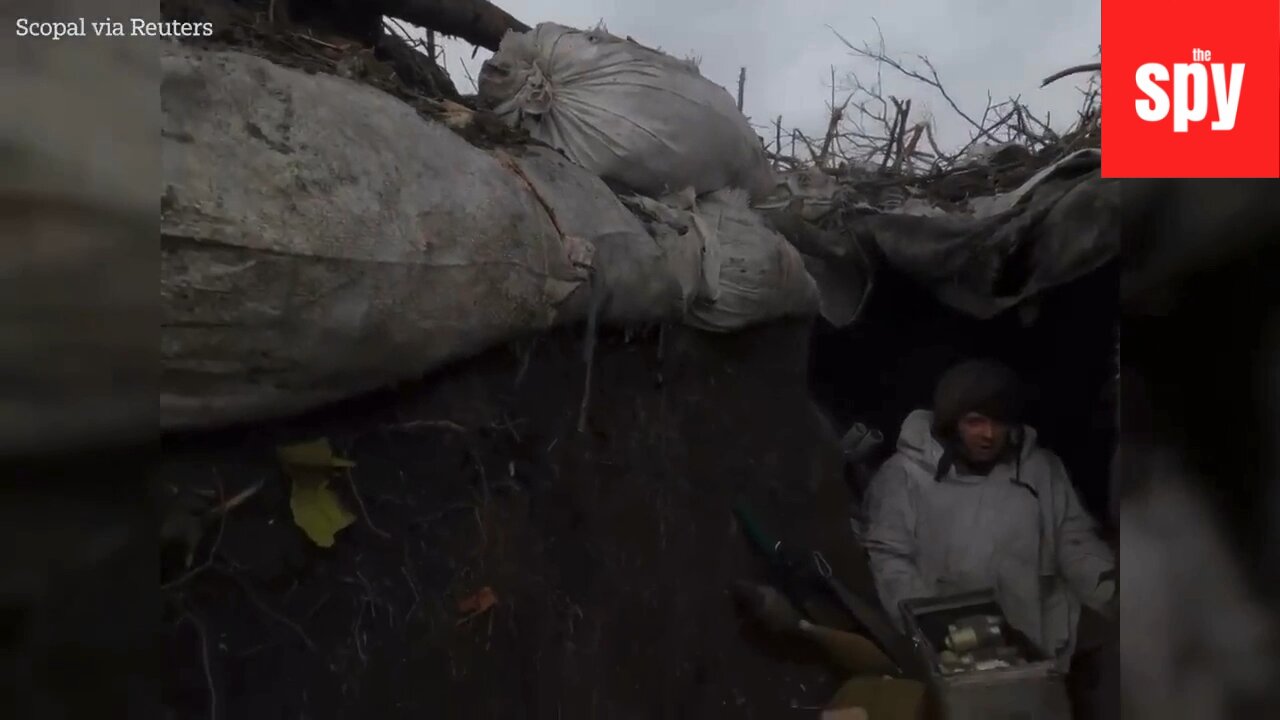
[1102,0,1280,178]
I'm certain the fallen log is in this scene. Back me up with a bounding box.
[380,0,530,51]
[374,22,458,98]
[1040,62,1101,88]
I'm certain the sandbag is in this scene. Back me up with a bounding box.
[161,47,700,431]
[492,146,703,323]
[478,23,775,199]
[688,190,819,330]
[628,189,820,332]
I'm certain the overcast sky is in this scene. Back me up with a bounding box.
[405,0,1099,154]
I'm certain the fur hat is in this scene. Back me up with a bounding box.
[931,359,1024,438]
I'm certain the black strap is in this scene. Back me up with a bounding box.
[933,447,955,482]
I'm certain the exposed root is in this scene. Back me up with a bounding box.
[218,566,317,651]
[344,468,392,540]
[180,609,218,720]
[163,472,229,591]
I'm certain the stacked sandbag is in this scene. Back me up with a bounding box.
[627,189,820,332]
[161,47,812,431]
[478,23,775,199]
[486,145,706,324]
[162,47,682,430]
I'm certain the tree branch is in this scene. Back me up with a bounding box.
[830,20,985,134]
[378,0,530,52]
[1041,62,1101,88]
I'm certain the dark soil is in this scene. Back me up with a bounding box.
[160,321,867,719]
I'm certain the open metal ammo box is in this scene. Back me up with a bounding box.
[900,590,1072,720]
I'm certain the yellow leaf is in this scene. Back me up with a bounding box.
[278,438,357,547]
[288,473,356,548]
[277,438,356,470]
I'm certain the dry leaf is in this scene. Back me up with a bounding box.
[277,438,357,548]
[277,438,356,470]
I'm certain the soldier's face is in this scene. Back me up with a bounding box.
[957,412,1010,465]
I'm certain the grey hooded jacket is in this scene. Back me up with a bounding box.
[864,409,1115,666]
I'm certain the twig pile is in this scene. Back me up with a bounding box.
[761,20,1100,208]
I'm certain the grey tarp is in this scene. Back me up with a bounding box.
[858,150,1118,319]
[760,150,1118,323]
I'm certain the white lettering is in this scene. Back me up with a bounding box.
[14,17,213,39]
[1135,63,1171,121]
[93,20,125,36]
[124,19,215,37]
[1172,63,1208,132]
[13,18,87,40]
[1210,63,1245,130]
[1135,60,1246,132]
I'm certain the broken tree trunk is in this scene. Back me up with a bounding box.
[375,24,459,98]
[191,1,459,97]
[380,0,530,51]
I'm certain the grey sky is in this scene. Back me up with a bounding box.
[415,0,1100,155]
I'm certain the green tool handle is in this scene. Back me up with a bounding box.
[733,501,778,561]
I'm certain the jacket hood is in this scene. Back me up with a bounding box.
[896,409,1039,475]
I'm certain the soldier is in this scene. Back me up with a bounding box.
[863,359,1116,668]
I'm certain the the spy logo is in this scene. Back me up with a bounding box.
[1134,51,1245,132]
[1103,1,1279,178]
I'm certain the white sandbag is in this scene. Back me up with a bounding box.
[630,190,820,332]
[493,146,705,323]
[161,47,701,431]
[688,190,819,330]
[478,23,775,199]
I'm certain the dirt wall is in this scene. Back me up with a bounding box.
[161,321,862,719]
